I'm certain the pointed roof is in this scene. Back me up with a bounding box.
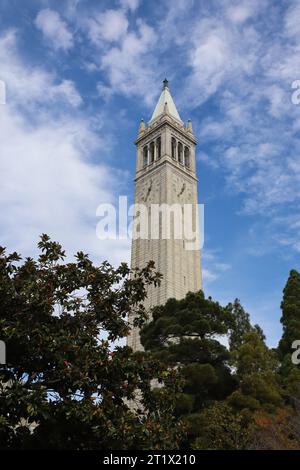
[149,79,182,123]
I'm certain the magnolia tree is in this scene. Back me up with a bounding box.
[0,235,184,449]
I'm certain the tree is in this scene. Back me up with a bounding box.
[140,291,236,446]
[186,326,284,449]
[278,270,300,401]
[227,298,265,351]
[0,235,184,449]
[224,276,300,449]
[228,331,282,412]
[249,407,300,450]
[278,270,300,364]
[191,402,254,450]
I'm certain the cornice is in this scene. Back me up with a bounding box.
[134,157,198,184]
[135,115,197,146]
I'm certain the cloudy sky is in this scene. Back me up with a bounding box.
[1,0,300,346]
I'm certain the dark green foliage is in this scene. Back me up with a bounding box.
[1,235,300,450]
[141,291,237,445]
[0,235,184,449]
[227,298,265,351]
[190,402,255,450]
[279,269,300,359]
[278,269,300,398]
[141,286,297,449]
[142,291,232,352]
[229,331,282,412]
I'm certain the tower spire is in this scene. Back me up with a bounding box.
[149,79,182,123]
[163,78,169,89]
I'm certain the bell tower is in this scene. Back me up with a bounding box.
[128,80,202,351]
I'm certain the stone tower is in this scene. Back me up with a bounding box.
[127,79,202,351]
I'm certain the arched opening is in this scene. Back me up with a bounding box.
[150,142,155,163]
[156,137,161,159]
[184,146,190,167]
[143,146,148,167]
[171,137,176,159]
[178,142,183,163]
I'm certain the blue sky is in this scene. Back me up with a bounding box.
[0,0,300,346]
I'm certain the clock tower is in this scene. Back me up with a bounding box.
[128,79,202,350]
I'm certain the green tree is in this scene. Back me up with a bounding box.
[228,331,282,413]
[227,298,265,351]
[278,269,300,397]
[279,270,300,358]
[140,291,236,446]
[191,402,254,450]
[0,235,184,449]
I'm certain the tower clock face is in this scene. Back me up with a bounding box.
[142,180,152,201]
[172,175,193,202]
[139,177,160,203]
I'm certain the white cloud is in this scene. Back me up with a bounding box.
[188,27,229,103]
[215,263,231,272]
[182,15,260,107]
[0,30,81,110]
[53,80,82,107]
[35,8,73,51]
[100,19,157,105]
[197,151,219,169]
[97,82,114,101]
[200,118,230,140]
[226,1,260,24]
[202,249,231,286]
[0,30,130,266]
[202,268,218,283]
[119,0,140,12]
[86,9,128,45]
[1,108,110,252]
[284,0,300,40]
[264,85,286,118]
[75,5,158,106]
[161,1,300,253]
